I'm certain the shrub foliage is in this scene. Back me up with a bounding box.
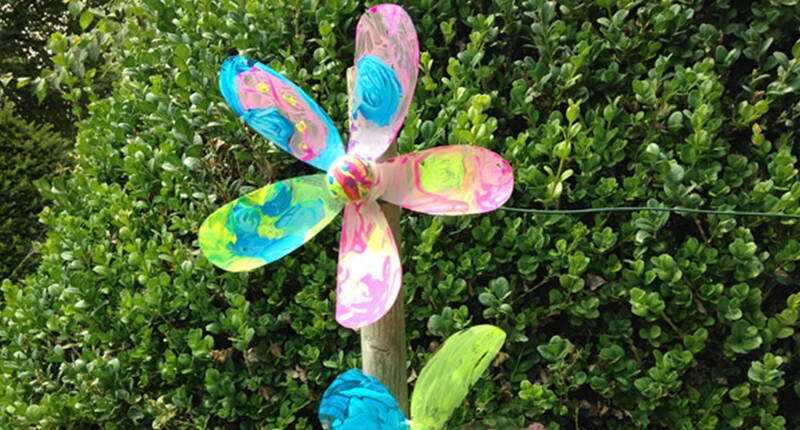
[0,99,68,279]
[2,0,800,429]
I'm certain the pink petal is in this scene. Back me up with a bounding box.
[379,146,514,215]
[347,4,419,160]
[336,201,402,328]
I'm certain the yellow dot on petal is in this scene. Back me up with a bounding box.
[281,94,297,105]
[296,120,307,132]
[255,82,270,93]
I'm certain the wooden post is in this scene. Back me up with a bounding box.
[361,142,409,414]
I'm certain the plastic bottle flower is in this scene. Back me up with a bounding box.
[318,325,506,430]
[199,4,514,328]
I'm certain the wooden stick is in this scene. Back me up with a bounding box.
[360,142,409,414]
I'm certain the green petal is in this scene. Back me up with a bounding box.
[410,325,507,430]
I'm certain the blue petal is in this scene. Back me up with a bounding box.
[319,369,409,430]
[218,55,345,171]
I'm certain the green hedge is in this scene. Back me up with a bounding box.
[2,0,800,429]
[0,99,68,279]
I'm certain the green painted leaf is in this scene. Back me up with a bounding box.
[410,325,506,430]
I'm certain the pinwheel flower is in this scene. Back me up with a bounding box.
[199,4,514,328]
[319,325,507,430]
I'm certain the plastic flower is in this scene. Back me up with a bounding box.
[319,325,506,430]
[199,4,514,328]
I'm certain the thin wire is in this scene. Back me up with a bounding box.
[501,206,800,219]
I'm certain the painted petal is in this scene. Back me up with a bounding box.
[379,146,514,215]
[199,174,343,272]
[319,369,409,430]
[219,56,345,171]
[410,325,507,430]
[336,201,401,329]
[348,4,419,160]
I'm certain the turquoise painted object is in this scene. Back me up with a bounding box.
[318,326,507,430]
[319,369,409,430]
[219,55,345,171]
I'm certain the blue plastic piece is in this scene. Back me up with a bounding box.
[218,55,345,171]
[319,369,409,430]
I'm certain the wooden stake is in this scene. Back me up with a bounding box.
[360,142,409,414]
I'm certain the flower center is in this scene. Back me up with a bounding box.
[326,155,376,202]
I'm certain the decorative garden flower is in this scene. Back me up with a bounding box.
[198,4,514,329]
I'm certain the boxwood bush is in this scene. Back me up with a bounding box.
[2,0,799,428]
[0,99,69,279]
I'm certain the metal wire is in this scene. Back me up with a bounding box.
[501,206,800,219]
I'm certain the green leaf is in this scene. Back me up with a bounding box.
[175,71,191,88]
[666,162,685,183]
[727,321,763,354]
[68,0,84,16]
[410,325,506,430]
[566,99,581,124]
[80,11,94,30]
[667,111,684,131]
[182,157,202,171]
[175,44,191,60]
[537,335,570,362]
[747,353,785,395]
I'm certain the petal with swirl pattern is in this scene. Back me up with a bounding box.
[199,175,343,272]
[378,146,514,215]
[336,201,401,328]
[347,4,419,160]
[220,56,345,171]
